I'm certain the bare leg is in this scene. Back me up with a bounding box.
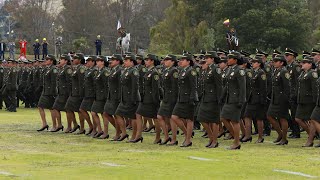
[243,117,252,140]
[230,121,241,148]
[100,113,109,138]
[295,118,310,134]
[202,122,213,146]
[185,119,193,145]
[153,118,161,143]
[49,109,57,131]
[221,118,234,137]
[91,112,103,133]
[38,107,47,127]
[171,115,187,137]
[135,115,143,140]
[279,118,288,142]
[157,115,169,141]
[257,119,264,141]
[115,115,127,138]
[240,119,246,139]
[267,116,282,142]
[168,118,178,145]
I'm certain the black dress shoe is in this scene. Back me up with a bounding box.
[51,126,64,132]
[37,125,49,132]
[201,132,208,138]
[255,138,264,143]
[117,134,129,141]
[94,131,104,138]
[99,134,110,139]
[69,125,80,133]
[180,142,192,147]
[160,137,171,145]
[273,137,282,143]
[75,130,86,135]
[240,137,252,143]
[154,139,162,144]
[85,129,93,136]
[217,131,226,138]
[144,126,155,132]
[208,142,219,148]
[302,143,313,147]
[167,141,178,146]
[227,145,241,150]
[132,137,143,143]
[276,140,288,145]
[205,141,213,147]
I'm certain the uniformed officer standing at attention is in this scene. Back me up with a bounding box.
[220,51,246,150]
[33,39,41,60]
[136,54,161,144]
[310,66,320,148]
[171,53,198,147]
[79,56,97,136]
[311,49,320,75]
[0,63,4,109]
[267,55,290,145]
[95,35,102,55]
[115,54,141,142]
[243,57,267,143]
[197,51,222,148]
[51,54,72,132]
[91,56,110,139]
[1,59,18,112]
[295,56,317,147]
[37,55,57,131]
[64,53,86,133]
[103,54,123,141]
[285,48,301,139]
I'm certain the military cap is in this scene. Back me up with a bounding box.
[301,55,314,63]
[96,55,106,62]
[311,48,320,55]
[110,54,123,61]
[87,55,97,61]
[73,53,85,60]
[60,54,71,61]
[180,53,193,61]
[199,50,206,55]
[136,54,144,61]
[124,54,136,61]
[219,56,227,63]
[164,54,177,61]
[273,49,282,56]
[284,48,298,57]
[273,55,287,66]
[302,50,311,56]
[144,54,158,61]
[28,59,35,63]
[45,54,56,61]
[216,48,228,56]
[205,51,220,63]
[240,50,251,57]
[227,51,241,60]
[7,58,16,63]
[256,49,268,57]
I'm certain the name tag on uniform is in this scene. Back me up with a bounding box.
[182,72,185,76]
[148,73,151,78]
[230,72,234,76]
[165,72,169,76]
[277,72,280,76]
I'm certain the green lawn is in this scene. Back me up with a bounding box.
[0,107,319,180]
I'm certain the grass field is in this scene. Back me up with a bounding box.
[0,107,319,180]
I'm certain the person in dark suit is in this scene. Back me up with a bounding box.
[115,54,141,142]
[103,54,123,141]
[295,56,317,147]
[171,53,198,147]
[267,55,290,145]
[220,51,246,150]
[37,55,57,131]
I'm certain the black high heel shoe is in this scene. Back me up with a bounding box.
[69,125,80,133]
[180,142,192,147]
[208,142,219,148]
[227,144,241,150]
[117,134,129,141]
[167,141,178,146]
[144,126,155,132]
[240,137,252,143]
[217,131,226,138]
[276,140,288,145]
[160,137,171,145]
[51,126,64,132]
[132,137,143,143]
[255,138,264,143]
[273,136,282,143]
[37,125,49,132]
[85,129,93,136]
[154,139,162,144]
[99,134,110,139]
[94,131,104,138]
[205,141,213,147]
[76,130,86,135]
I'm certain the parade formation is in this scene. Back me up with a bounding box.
[1,45,320,150]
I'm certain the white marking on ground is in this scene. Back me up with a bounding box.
[124,149,145,153]
[308,158,320,161]
[273,169,318,178]
[101,162,125,167]
[0,171,16,176]
[188,156,218,161]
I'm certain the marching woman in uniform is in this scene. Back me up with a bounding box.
[243,57,267,143]
[197,51,222,148]
[295,56,317,147]
[136,54,161,144]
[79,56,96,135]
[267,55,290,145]
[91,56,110,139]
[171,53,198,147]
[310,68,320,148]
[115,54,141,142]
[157,55,179,145]
[220,51,246,150]
[51,54,72,132]
[103,54,123,141]
[37,55,57,131]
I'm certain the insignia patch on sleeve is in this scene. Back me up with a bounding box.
[173,72,179,78]
[261,74,266,80]
[133,69,139,76]
[142,68,147,73]
[216,68,221,74]
[296,66,301,72]
[80,68,85,74]
[191,70,197,76]
[67,68,72,74]
[312,72,318,79]
[285,72,290,79]
[247,71,252,78]
[265,67,270,72]
[53,69,58,73]
[239,69,245,76]
[154,75,159,81]
[104,71,110,77]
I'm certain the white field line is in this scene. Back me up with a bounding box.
[101,162,125,167]
[188,156,218,161]
[273,169,318,178]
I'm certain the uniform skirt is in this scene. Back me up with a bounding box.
[104,100,120,115]
[136,102,159,119]
[244,104,266,120]
[197,102,220,123]
[157,101,176,118]
[172,102,195,120]
[220,103,241,122]
[267,102,289,120]
[65,96,82,112]
[38,95,55,109]
[310,106,320,123]
[115,102,138,119]
[91,99,106,113]
[52,95,69,111]
[80,97,94,111]
[296,103,315,121]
